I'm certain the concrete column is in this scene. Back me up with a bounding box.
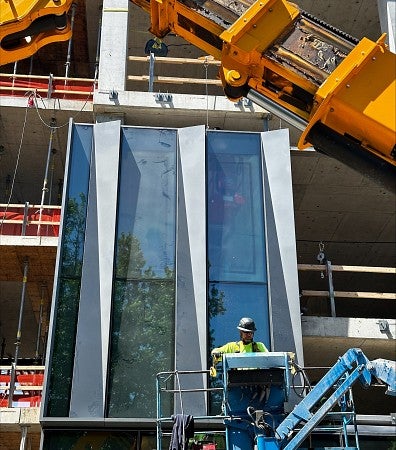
[98,0,129,91]
[377,0,395,53]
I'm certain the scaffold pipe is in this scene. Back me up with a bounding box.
[8,258,29,407]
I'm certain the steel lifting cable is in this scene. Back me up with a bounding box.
[0,96,30,234]
[204,57,209,130]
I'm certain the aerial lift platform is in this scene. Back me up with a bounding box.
[157,349,395,450]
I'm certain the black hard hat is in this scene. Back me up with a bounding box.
[237,317,257,332]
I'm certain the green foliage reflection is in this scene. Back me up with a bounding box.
[43,430,137,450]
[107,233,175,417]
[208,282,226,414]
[60,194,88,276]
[46,195,88,416]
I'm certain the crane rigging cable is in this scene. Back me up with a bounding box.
[0,96,29,233]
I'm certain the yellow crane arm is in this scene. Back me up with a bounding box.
[132,0,396,189]
[0,0,73,66]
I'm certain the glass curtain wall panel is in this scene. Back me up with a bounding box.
[107,128,177,418]
[207,131,269,413]
[45,124,92,417]
[42,430,138,449]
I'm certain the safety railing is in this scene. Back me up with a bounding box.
[0,203,61,237]
[0,73,95,100]
[0,365,45,408]
[298,263,396,318]
[156,369,225,450]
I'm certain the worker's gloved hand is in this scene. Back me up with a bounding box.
[211,352,222,366]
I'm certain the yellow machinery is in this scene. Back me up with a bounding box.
[133,0,395,188]
[0,0,394,187]
[0,0,73,66]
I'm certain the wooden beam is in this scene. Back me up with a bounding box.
[0,73,95,82]
[128,75,222,85]
[0,204,61,209]
[298,264,396,274]
[0,86,92,95]
[0,366,44,370]
[0,220,60,225]
[301,290,396,299]
[0,385,43,391]
[128,56,221,65]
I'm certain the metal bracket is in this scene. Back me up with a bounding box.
[378,319,389,332]
[235,97,252,107]
[155,93,172,103]
[109,89,118,100]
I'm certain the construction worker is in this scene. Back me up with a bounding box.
[211,317,268,363]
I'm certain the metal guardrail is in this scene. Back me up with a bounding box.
[156,369,224,450]
[0,365,44,408]
[0,203,61,237]
[0,73,95,99]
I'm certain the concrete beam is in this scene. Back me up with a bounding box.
[302,316,396,339]
[93,91,269,131]
[98,0,129,91]
[0,407,40,432]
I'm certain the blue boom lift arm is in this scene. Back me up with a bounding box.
[275,348,395,449]
[220,348,395,450]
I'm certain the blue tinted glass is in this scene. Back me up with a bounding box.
[115,128,177,279]
[45,124,92,417]
[207,131,269,413]
[108,127,177,418]
[208,282,270,350]
[60,124,92,277]
[207,131,266,282]
[45,279,80,417]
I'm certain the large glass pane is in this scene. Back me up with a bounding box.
[45,279,80,416]
[115,128,176,278]
[60,124,92,277]
[209,282,270,351]
[45,124,92,417]
[207,131,266,283]
[108,279,175,417]
[107,127,177,418]
[207,131,269,414]
[208,282,269,413]
[42,430,137,450]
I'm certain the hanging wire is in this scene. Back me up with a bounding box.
[204,57,209,130]
[0,82,94,233]
[0,95,30,234]
[291,361,312,398]
[31,87,94,129]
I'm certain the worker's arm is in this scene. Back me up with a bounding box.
[211,342,238,364]
[212,342,237,356]
[255,342,269,352]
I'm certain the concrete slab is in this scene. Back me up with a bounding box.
[302,316,396,340]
